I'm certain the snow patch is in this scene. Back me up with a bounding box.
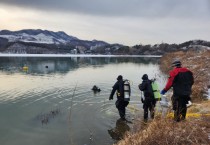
[0,35,17,42]
[208,88,210,100]
[24,33,54,44]
[189,45,210,50]
[0,33,68,44]
[181,47,187,50]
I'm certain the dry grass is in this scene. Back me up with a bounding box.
[159,50,210,102]
[188,100,210,114]
[115,116,210,145]
[115,50,210,145]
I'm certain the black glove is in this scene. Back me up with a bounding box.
[187,96,191,101]
[109,96,113,100]
[141,98,144,103]
[138,84,141,90]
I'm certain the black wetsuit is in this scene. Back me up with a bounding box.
[139,79,156,120]
[110,79,129,119]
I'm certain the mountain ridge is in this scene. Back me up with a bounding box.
[0,29,210,54]
[0,29,98,44]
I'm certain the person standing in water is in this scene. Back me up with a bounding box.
[109,75,130,120]
[139,74,156,121]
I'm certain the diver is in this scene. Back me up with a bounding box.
[91,85,101,92]
[139,74,156,121]
[109,75,130,120]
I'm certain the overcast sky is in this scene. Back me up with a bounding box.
[0,0,210,46]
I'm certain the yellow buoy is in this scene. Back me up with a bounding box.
[22,66,28,71]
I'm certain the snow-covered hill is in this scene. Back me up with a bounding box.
[0,29,79,44]
[0,29,209,55]
[0,29,112,54]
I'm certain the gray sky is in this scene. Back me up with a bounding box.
[0,0,210,45]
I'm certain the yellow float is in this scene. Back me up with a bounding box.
[22,66,28,71]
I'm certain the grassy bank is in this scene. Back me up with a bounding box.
[116,116,210,145]
[115,50,210,145]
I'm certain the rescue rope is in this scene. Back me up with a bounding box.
[167,113,210,118]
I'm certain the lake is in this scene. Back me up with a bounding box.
[0,56,166,145]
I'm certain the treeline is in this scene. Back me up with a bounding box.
[1,41,76,54]
[93,40,210,55]
[1,38,210,55]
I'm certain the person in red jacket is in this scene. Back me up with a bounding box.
[161,60,194,122]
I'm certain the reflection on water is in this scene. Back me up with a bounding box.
[0,57,159,74]
[108,118,130,141]
[36,108,61,125]
[0,56,165,145]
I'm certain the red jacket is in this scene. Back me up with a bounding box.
[164,67,194,93]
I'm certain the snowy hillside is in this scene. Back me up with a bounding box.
[0,29,111,54]
[0,29,79,44]
[0,29,209,55]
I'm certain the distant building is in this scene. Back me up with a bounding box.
[76,46,86,54]
[90,44,103,50]
[85,50,92,54]
[71,49,77,54]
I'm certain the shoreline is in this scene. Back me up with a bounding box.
[0,53,162,58]
[115,50,210,145]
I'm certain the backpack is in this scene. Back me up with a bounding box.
[151,80,161,101]
[173,71,194,96]
[124,80,131,101]
[139,80,154,98]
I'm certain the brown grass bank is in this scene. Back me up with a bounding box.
[115,116,210,145]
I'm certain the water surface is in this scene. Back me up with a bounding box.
[0,57,165,145]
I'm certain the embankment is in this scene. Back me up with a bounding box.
[115,50,210,145]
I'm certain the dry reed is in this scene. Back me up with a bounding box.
[115,50,210,145]
[115,116,210,145]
